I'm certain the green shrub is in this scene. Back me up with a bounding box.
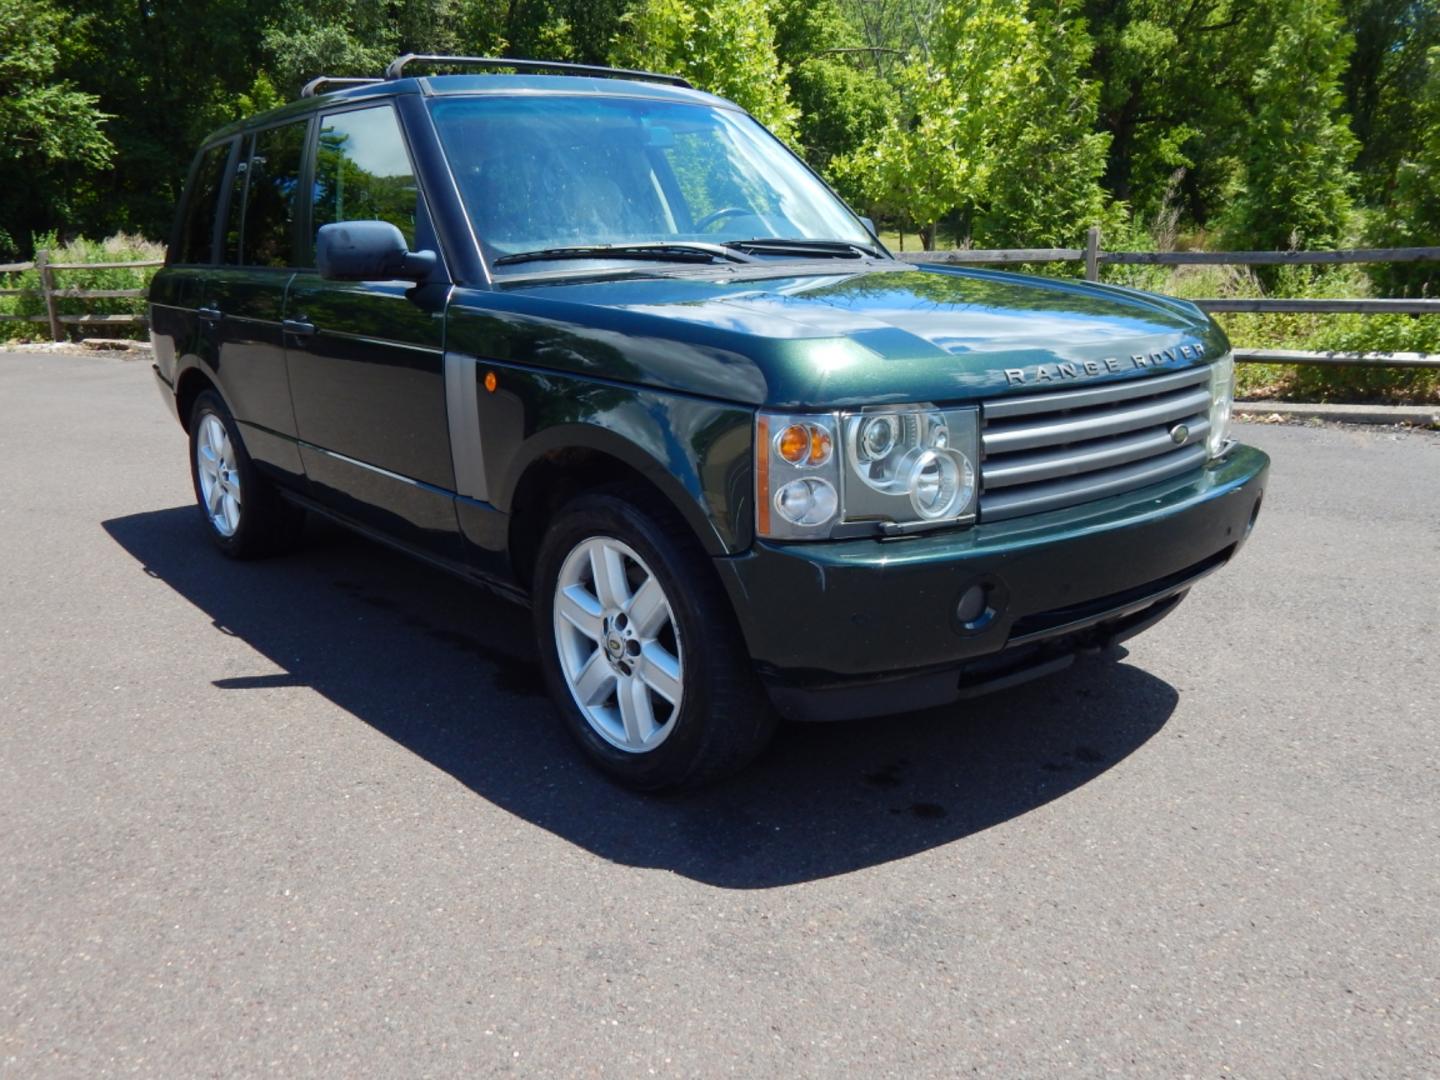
[0,232,163,342]
[1155,263,1439,403]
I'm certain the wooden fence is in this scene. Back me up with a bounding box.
[0,252,160,341]
[3,236,1438,369]
[899,227,1440,369]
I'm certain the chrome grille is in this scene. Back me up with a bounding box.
[979,365,1212,522]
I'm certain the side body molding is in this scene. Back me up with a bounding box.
[444,352,489,502]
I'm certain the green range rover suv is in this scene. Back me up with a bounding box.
[149,55,1269,789]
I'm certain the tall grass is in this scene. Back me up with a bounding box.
[1143,264,1440,405]
[0,233,164,343]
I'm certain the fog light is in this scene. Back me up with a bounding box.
[955,584,988,624]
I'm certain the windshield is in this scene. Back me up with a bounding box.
[428,94,874,272]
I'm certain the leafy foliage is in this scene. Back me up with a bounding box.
[610,0,799,141]
[1218,0,1358,251]
[0,0,1435,327]
[978,0,1113,248]
[832,0,1038,246]
[771,0,897,185]
[0,232,162,341]
[0,0,112,254]
[1367,46,1440,296]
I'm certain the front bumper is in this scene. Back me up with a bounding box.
[714,444,1269,720]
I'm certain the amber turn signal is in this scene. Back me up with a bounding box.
[776,424,809,464]
[808,425,833,466]
[775,423,833,467]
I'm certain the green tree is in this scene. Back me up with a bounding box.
[771,0,898,188]
[832,0,1034,247]
[53,0,288,240]
[1082,0,1264,229]
[610,0,799,142]
[1220,0,1358,250]
[978,0,1113,247]
[261,0,462,94]
[1341,0,1440,192]
[1368,46,1440,294]
[0,0,113,254]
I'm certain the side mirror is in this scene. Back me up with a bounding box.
[316,221,436,282]
[860,216,877,237]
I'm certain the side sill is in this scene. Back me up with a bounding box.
[278,488,530,608]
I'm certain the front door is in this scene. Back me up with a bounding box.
[283,101,457,557]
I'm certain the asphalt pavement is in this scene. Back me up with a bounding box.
[2,349,1437,1077]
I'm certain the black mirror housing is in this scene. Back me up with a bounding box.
[316,221,437,282]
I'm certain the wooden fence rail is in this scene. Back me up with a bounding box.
[4,237,1439,368]
[0,253,160,340]
[899,229,1440,369]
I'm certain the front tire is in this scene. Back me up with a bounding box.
[533,489,776,790]
[188,389,304,558]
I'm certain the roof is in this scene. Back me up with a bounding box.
[200,72,731,146]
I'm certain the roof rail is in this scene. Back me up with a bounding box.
[383,54,693,89]
[300,76,385,98]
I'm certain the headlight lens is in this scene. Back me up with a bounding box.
[908,447,975,520]
[1208,352,1236,458]
[757,405,979,540]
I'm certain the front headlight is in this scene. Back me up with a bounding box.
[757,405,980,540]
[1208,352,1236,458]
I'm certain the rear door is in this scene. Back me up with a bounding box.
[283,101,456,556]
[199,118,311,484]
[149,139,235,404]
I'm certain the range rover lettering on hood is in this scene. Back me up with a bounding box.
[1003,341,1208,386]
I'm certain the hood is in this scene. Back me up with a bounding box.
[446,262,1225,408]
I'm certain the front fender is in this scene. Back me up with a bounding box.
[475,363,755,555]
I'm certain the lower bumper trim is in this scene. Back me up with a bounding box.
[765,588,1190,723]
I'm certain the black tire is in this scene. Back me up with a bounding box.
[187,389,304,559]
[532,487,777,791]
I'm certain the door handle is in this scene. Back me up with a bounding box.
[197,306,222,321]
[282,318,316,338]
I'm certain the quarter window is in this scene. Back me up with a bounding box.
[177,142,231,264]
[239,120,309,268]
[311,106,419,253]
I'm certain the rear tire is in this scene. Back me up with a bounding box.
[188,389,304,559]
[532,488,776,791]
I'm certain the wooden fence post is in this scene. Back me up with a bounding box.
[35,250,62,342]
[1084,225,1101,282]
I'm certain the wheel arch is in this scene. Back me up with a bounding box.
[502,424,740,590]
[173,363,227,433]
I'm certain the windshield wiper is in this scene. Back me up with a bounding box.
[723,237,887,260]
[493,242,756,267]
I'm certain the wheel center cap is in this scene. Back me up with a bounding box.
[604,633,624,658]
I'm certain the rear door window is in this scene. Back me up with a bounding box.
[177,141,232,264]
[221,135,251,265]
[240,120,310,268]
[311,105,419,255]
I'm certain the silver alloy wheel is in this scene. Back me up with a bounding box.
[195,412,242,538]
[552,535,684,753]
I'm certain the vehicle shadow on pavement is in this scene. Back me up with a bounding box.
[104,506,1179,889]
